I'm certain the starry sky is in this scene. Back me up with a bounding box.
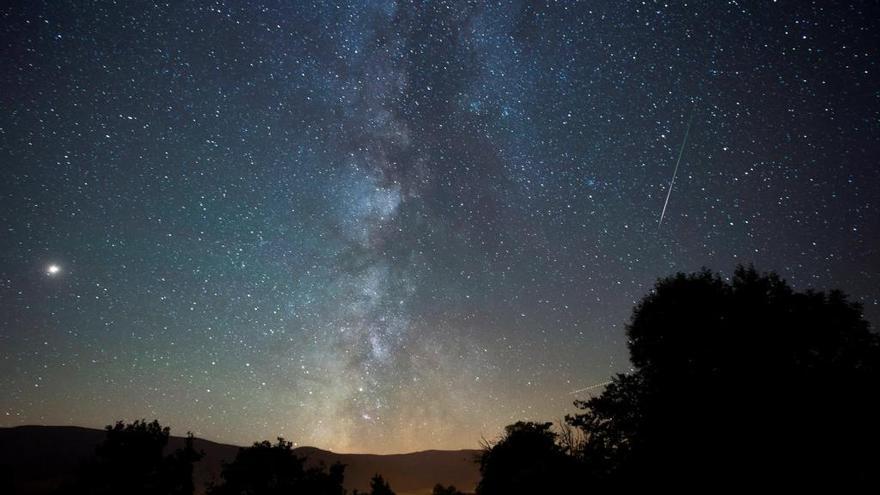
[1,1,878,454]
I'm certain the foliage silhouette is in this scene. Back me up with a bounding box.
[475,421,577,495]
[61,419,203,495]
[207,437,345,495]
[367,474,395,495]
[432,484,465,495]
[567,266,880,488]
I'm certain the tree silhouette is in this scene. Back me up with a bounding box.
[163,433,204,495]
[476,421,577,495]
[63,419,203,495]
[432,483,465,495]
[368,474,395,495]
[568,266,880,488]
[206,437,345,495]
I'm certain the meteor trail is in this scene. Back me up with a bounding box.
[658,109,695,230]
[568,380,614,395]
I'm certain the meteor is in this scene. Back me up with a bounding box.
[658,109,695,230]
[568,380,614,395]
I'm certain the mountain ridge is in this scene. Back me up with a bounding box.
[0,425,480,495]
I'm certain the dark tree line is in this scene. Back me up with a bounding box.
[477,266,880,493]
[206,438,345,495]
[57,423,399,495]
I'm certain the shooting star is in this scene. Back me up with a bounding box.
[657,109,696,230]
[568,380,614,395]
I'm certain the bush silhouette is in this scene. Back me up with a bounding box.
[568,266,880,488]
[432,484,465,495]
[206,437,345,495]
[476,421,577,495]
[62,419,202,495]
[367,474,395,495]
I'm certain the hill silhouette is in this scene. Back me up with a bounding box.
[0,426,479,495]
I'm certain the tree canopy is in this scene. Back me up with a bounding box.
[476,421,577,495]
[568,266,880,488]
[432,484,465,495]
[63,419,202,495]
[207,438,345,495]
[367,474,395,495]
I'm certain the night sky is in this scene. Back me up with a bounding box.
[1,1,878,454]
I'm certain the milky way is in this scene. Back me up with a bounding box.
[1,1,878,453]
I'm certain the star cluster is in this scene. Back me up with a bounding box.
[1,1,878,453]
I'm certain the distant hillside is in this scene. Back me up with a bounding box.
[0,425,480,495]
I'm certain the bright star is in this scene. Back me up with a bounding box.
[46,264,61,276]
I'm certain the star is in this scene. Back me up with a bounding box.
[46,264,61,276]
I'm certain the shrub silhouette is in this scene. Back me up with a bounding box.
[206,437,345,495]
[367,474,395,495]
[62,419,202,495]
[432,483,465,495]
[567,266,880,488]
[476,421,577,495]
